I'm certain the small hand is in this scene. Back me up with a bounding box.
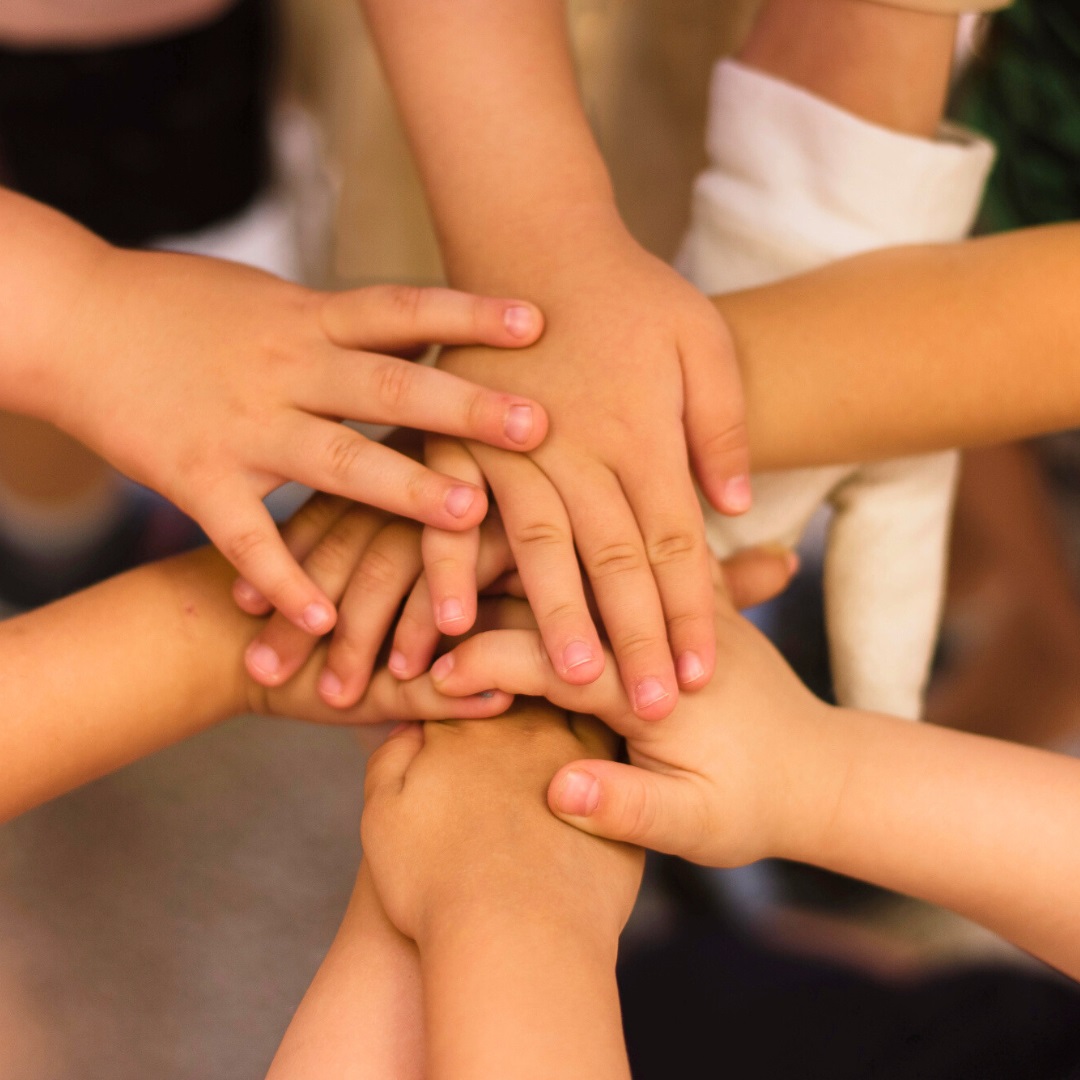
[360,704,643,946]
[241,492,520,706]
[436,213,750,719]
[60,245,548,634]
[428,549,832,868]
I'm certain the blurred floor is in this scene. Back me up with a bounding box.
[0,719,365,1079]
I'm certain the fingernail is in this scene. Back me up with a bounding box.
[677,650,705,684]
[721,475,752,514]
[302,603,333,633]
[555,770,600,816]
[504,404,534,445]
[504,305,536,339]
[445,485,476,519]
[562,640,594,673]
[246,642,281,678]
[634,677,670,711]
[318,669,343,698]
[388,649,408,677]
[438,598,466,626]
[431,653,455,681]
[478,690,496,700]
[234,580,262,605]
[786,551,801,576]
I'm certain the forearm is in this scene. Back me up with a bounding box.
[268,861,424,1080]
[723,223,1080,470]
[359,0,615,289]
[0,547,253,822]
[0,187,111,422]
[792,707,1080,978]
[420,909,629,1080]
[739,0,956,138]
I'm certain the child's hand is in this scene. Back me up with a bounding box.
[361,704,644,946]
[241,492,520,706]
[52,242,547,635]
[240,494,421,697]
[427,549,839,869]
[435,215,750,720]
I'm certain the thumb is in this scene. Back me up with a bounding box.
[547,760,698,856]
[363,722,425,803]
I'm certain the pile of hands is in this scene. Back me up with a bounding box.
[194,226,850,950]
[62,219,846,959]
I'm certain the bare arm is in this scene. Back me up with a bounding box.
[723,223,1080,469]
[0,548,253,822]
[0,185,548,631]
[361,0,751,719]
[361,708,641,1080]
[0,529,512,824]
[267,861,425,1080]
[433,571,1080,981]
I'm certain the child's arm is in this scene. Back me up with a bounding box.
[361,0,751,721]
[0,531,511,826]
[267,861,424,1080]
[433,568,1080,981]
[0,185,548,633]
[360,706,642,1080]
[723,222,1080,470]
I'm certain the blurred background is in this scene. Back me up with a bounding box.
[1,0,1079,1076]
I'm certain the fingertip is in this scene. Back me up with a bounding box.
[676,649,710,688]
[317,666,344,702]
[246,641,284,686]
[233,578,272,616]
[501,302,544,344]
[557,640,604,684]
[632,676,677,721]
[294,600,336,635]
[549,767,601,817]
[443,485,488,526]
[461,689,515,717]
[718,474,752,515]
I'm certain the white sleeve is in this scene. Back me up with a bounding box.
[680,60,991,716]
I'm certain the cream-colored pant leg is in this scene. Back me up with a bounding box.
[677,60,994,718]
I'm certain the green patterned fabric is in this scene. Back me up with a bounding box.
[954,0,1080,231]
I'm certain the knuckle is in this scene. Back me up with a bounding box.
[588,540,646,580]
[535,598,583,628]
[513,520,570,550]
[354,547,405,593]
[385,284,425,324]
[324,432,371,484]
[223,526,271,568]
[465,386,496,435]
[697,418,750,461]
[665,609,711,639]
[293,494,349,535]
[611,628,659,663]
[621,777,657,841]
[372,359,416,410]
[645,529,700,567]
[306,528,359,576]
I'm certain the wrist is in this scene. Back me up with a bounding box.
[768,701,862,866]
[416,884,621,965]
[0,194,114,426]
[160,546,259,722]
[443,199,629,293]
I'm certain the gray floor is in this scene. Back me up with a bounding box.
[0,717,367,1080]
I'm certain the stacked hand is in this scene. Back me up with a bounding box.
[431,210,752,720]
[48,237,549,634]
[426,548,837,869]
